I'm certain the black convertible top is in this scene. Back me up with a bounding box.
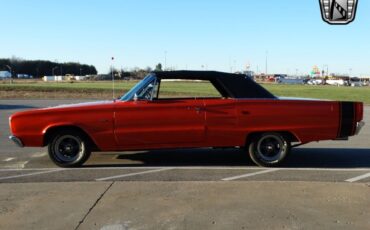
[153,71,276,99]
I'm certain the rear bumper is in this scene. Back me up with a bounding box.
[9,135,24,148]
[355,121,365,135]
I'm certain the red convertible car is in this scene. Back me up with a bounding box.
[9,71,365,167]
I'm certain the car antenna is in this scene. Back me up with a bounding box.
[111,57,115,100]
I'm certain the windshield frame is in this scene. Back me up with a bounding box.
[120,74,156,101]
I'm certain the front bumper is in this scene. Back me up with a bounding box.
[355,121,365,135]
[9,135,24,148]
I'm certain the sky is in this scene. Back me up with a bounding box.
[1,0,369,76]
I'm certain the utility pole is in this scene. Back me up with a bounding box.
[111,57,115,99]
[52,66,58,82]
[52,66,58,76]
[164,51,167,71]
[265,51,268,75]
[5,65,12,84]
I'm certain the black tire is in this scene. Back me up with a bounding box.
[248,132,290,167]
[48,130,91,168]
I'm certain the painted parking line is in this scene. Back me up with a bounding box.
[221,169,280,181]
[0,169,63,181]
[1,167,370,171]
[3,157,15,162]
[95,168,174,181]
[345,172,370,183]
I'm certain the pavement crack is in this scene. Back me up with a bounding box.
[74,181,114,230]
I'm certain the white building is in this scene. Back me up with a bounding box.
[0,71,11,78]
[43,76,54,82]
[43,76,65,82]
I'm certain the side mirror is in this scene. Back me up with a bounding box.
[133,93,138,101]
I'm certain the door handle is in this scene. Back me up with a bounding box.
[186,107,204,113]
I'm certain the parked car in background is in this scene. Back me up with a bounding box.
[349,77,362,87]
[326,79,346,86]
[9,71,365,167]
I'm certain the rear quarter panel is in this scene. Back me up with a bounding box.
[236,99,340,144]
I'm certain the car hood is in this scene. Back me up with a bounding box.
[48,100,115,109]
[11,100,117,118]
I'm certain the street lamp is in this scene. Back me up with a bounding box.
[5,65,12,84]
[52,66,58,76]
[164,51,167,71]
[323,65,329,77]
[52,66,59,82]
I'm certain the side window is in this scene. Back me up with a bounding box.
[158,79,222,99]
[136,79,159,100]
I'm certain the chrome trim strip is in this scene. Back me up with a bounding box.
[9,135,24,148]
[355,121,365,135]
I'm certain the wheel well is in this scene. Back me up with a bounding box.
[245,131,299,146]
[43,126,99,151]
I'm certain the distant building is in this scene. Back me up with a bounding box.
[17,74,33,79]
[43,76,56,82]
[43,76,69,82]
[0,71,11,78]
[75,76,87,81]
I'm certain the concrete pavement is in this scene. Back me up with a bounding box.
[0,181,369,230]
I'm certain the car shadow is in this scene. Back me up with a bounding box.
[0,104,37,110]
[285,148,370,168]
[86,147,370,168]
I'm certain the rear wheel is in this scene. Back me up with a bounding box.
[248,132,290,167]
[48,131,91,167]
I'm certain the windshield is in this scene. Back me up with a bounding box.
[120,74,157,101]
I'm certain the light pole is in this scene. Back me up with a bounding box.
[52,66,58,76]
[323,65,329,77]
[5,65,12,84]
[265,51,268,75]
[52,66,58,82]
[164,51,167,71]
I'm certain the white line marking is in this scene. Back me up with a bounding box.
[3,157,15,162]
[222,169,280,181]
[345,172,370,183]
[0,169,63,181]
[31,152,47,158]
[0,167,369,172]
[96,168,174,181]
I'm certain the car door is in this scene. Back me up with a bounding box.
[202,98,240,146]
[114,99,206,149]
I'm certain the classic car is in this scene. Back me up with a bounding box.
[9,71,365,167]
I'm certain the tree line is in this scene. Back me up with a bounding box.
[0,58,97,78]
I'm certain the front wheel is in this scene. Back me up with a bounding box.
[248,132,290,167]
[48,131,91,167]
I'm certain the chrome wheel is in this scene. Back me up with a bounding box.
[248,133,290,167]
[54,135,84,163]
[48,130,91,167]
[256,135,286,162]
